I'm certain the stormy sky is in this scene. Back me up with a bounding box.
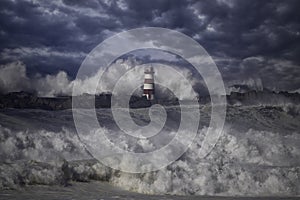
[0,0,300,94]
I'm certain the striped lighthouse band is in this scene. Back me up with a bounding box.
[144,74,154,79]
[144,79,154,84]
[143,83,154,90]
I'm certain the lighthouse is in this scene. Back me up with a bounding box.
[143,66,155,100]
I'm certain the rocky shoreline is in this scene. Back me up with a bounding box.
[0,90,299,110]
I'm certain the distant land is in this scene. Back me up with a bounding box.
[0,90,299,110]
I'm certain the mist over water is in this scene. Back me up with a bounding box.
[0,60,199,100]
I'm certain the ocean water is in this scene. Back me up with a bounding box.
[1,181,298,200]
[0,105,299,198]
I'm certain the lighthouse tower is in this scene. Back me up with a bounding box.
[143,66,155,100]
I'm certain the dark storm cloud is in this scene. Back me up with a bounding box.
[0,0,299,91]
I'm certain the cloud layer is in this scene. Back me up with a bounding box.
[0,0,299,91]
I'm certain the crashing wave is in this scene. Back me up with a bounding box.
[0,117,299,196]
